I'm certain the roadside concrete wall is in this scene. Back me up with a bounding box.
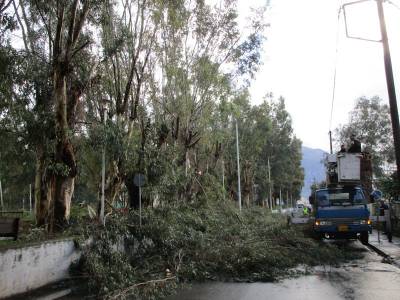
[0,238,80,299]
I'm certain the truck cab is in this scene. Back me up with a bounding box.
[313,186,372,244]
[311,151,373,244]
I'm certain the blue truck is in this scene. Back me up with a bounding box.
[310,152,373,244]
[313,186,372,244]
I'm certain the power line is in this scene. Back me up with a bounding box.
[387,0,400,10]
[329,3,343,132]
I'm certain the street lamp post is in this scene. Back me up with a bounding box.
[268,157,273,211]
[235,119,242,211]
[222,158,225,200]
[29,184,32,213]
[100,100,109,226]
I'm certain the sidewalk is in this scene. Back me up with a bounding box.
[369,229,400,263]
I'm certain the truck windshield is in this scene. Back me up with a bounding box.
[316,189,366,207]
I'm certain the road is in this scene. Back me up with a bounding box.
[167,240,400,300]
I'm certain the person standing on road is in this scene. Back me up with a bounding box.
[379,200,388,217]
[303,206,309,216]
[379,200,392,242]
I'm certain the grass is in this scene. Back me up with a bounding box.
[0,204,91,250]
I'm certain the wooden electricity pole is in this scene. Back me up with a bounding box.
[376,0,400,184]
[343,0,400,186]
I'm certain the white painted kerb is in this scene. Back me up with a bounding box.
[0,239,80,299]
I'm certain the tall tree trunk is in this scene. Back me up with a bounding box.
[48,68,77,231]
[102,156,124,211]
[243,161,252,207]
[34,145,48,226]
[105,172,123,206]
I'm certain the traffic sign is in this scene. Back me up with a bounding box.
[134,173,146,187]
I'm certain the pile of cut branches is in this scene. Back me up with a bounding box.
[78,202,365,299]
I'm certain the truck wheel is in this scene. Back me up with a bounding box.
[360,232,369,245]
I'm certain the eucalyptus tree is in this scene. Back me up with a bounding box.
[87,0,268,207]
[149,0,267,202]
[218,93,303,208]
[286,137,304,200]
[0,1,14,36]
[1,0,54,218]
[248,97,304,205]
[9,0,100,230]
[231,92,267,207]
[2,0,304,221]
[82,0,163,209]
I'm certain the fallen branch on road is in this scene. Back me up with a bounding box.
[80,202,365,299]
[106,276,177,300]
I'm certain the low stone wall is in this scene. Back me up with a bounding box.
[0,238,80,299]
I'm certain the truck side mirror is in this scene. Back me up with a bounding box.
[309,195,315,205]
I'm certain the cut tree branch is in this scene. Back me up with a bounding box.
[106,276,177,300]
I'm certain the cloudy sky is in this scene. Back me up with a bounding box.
[241,0,400,152]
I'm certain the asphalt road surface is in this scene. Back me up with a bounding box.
[167,241,400,300]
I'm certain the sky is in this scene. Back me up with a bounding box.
[239,0,400,152]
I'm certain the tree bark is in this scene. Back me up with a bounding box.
[44,0,89,231]
[34,145,48,226]
[105,170,123,207]
[50,68,78,231]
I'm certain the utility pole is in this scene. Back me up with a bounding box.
[139,184,142,227]
[222,159,225,200]
[342,0,400,187]
[287,190,289,208]
[290,192,293,208]
[376,0,400,183]
[0,179,3,212]
[29,184,32,213]
[100,107,107,226]
[235,119,242,211]
[268,157,272,211]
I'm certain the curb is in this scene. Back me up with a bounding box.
[366,242,400,268]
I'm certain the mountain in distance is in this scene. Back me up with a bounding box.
[301,146,327,199]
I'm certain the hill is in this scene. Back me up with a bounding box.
[301,146,326,198]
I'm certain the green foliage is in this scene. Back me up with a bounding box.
[1,0,302,239]
[335,96,394,177]
[48,162,71,177]
[220,94,304,206]
[378,172,400,200]
[80,202,363,299]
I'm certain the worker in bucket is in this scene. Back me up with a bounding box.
[348,133,361,153]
